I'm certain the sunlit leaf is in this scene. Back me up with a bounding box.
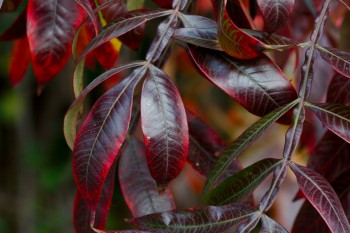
[9,37,30,86]
[257,0,294,32]
[260,215,288,233]
[27,0,84,84]
[73,68,145,210]
[119,138,175,217]
[327,74,350,105]
[189,46,298,117]
[290,163,350,233]
[217,0,263,59]
[79,9,172,61]
[141,65,188,186]
[203,158,282,205]
[305,103,350,143]
[317,45,350,79]
[201,99,299,197]
[130,204,257,233]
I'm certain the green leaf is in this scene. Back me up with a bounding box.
[203,158,282,205]
[201,99,299,197]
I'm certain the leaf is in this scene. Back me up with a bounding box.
[188,46,298,117]
[260,215,288,233]
[74,162,117,233]
[151,0,173,8]
[119,138,175,217]
[201,99,299,197]
[203,158,282,205]
[175,14,222,51]
[73,68,145,210]
[257,0,294,32]
[317,45,350,79]
[0,7,26,41]
[146,15,178,62]
[76,0,99,34]
[327,74,350,105]
[64,62,145,150]
[141,65,189,186]
[78,9,172,62]
[9,37,30,86]
[130,204,257,233]
[290,163,350,233]
[217,0,264,59]
[305,103,350,143]
[27,0,84,85]
[225,0,251,29]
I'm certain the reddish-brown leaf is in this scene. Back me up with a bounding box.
[119,138,175,217]
[327,74,350,105]
[317,46,350,79]
[73,68,145,210]
[9,37,30,86]
[27,0,84,84]
[141,65,189,186]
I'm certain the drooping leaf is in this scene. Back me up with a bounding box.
[189,46,298,117]
[78,9,172,61]
[327,74,350,105]
[141,65,189,186]
[305,103,350,143]
[0,7,26,41]
[64,62,145,150]
[73,68,145,210]
[260,215,288,233]
[317,45,350,79]
[203,158,282,205]
[74,162,117,233]
[130,204,257,233]
[257,0,295,32]
[290,163,350,233]
[217,0,264,59]
[119,138,175,217]
[27,0,84,85]
[146,15,178,62]
[9,37,30,86]
[201,99,299,197]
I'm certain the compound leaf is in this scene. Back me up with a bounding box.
[317,46,350,79]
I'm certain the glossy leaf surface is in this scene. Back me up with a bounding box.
[9,37,30,86]
[79,9,172,61]
[131,204,256,233]
[217,0,263,59]
[317,46,350,79]
[73,68,145,209]
[74,162,116,233]
[327,74,350,105]
[27,0,84,84]
[203,158,281,205]
[306,103,350,143]
[290,163,350,233]
[189,46,298,117]
[260,215,288,233]
[141,66,188,186]
[257,0,294,32]
[202,99,299,197]
[119,138,175,217]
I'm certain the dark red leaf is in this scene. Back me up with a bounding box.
[73,162,116,233]
[130,204,256,232]
[317,46,350,79]
[27,0,84,84]
[119,138,175,217]
[151,0,173,8]
[327,74,350,105]
[225,0,251,29]
[0,7,26,41]
[141,65,189,186]
[73,67,145,210]
[257,0,294,32]
[290,163,350,233]
[306,103,350,143]
[76,0,99,34]
[260,215,288,233]
[189,46,298,117]
[9,37,30,86]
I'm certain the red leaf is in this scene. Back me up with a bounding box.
[27,0,84,85]
[257,0,294,32]
[290,163,350,233]
[327,74,350,105]
[119,138,175,217]
[9,37,30,86]
[188,46,298,117]
[73,68,145,210]
[151,0,173,8]
[76,0,99,34]
[225,0,251,29]
[260,215,288,233]
[73,162,116,233]
[0,7,26,41]
[141,66,189,186]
